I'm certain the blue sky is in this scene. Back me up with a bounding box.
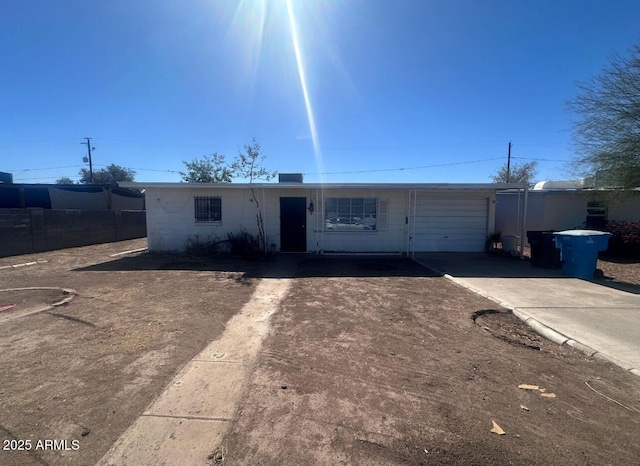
[2,0,639,184]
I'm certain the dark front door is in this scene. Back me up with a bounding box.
[280,197,307,252]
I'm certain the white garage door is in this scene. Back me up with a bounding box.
[412,194,489,252]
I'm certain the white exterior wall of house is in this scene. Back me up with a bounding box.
[145,186,410,253]
[495,193,545,241]
[146,186,265,251]
[542,193,588,229]
[608,196,640,222]
[310,188,408,253]
[497,190,640,248]
[496,191,587,247]
[141,184,505,253]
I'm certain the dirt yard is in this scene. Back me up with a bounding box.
[0,239,269,466]
[222,257,640,465]
[1,246,639,466]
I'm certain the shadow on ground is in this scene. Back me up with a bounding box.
[74,253,440,279]
[592,277,640,295]
[74,253,266,276]
[417,252,640,295]
[599,254,640,265]
[295,256,439,278]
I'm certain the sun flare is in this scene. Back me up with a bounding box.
[284,0,325,180]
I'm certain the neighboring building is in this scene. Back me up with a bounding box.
[0,183,146,257]
[0,172,13,184]
[121,177,527,254]
[0,184,145,210]
[496,179,640,249]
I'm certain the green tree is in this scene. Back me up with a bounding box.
[179,153,233,183]
[231,139,276,183]
[491,161,538,184]
[55,176,75,184]
[231,139,277,254]
[78,164,135,184]
[568,42,640,189]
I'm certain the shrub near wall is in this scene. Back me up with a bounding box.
[605,220,640,257]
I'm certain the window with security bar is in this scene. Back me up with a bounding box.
[194,196,222,222]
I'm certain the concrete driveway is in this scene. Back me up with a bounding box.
[414,253,640,376]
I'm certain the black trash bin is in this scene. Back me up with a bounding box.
[526,230,561,268]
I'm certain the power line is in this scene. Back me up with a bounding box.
[13,176,74,181]
[0,139,538,151]
[6,164,85,172]
[90,164,181,174]
[511,156,570,162]
[40,157,508,178]
[9,155,568,180]
[302,157,505,176]
[9,164,181,177]
[128,167,181,174]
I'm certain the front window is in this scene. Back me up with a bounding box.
[194,196,221,222]
[324,197,377,231]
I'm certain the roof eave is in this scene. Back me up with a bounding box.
[119,182,528,191]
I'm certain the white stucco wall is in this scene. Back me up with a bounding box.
[608,195,640,222]
[542,193,588,229]
[496,192,544,239]
[146,186,501,253]
[146,187,260,251]
[310,188,408,253]
[145,186,411,253]
[496,190,640,247]
[496,191,586,246]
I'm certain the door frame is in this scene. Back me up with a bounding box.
[279,197,307,252]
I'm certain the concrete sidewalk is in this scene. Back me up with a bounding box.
[414,253,640,376]
[98,255,300,466]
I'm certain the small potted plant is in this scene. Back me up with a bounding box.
[485,232,502,253]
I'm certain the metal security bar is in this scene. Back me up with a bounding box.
[194,196,221,222]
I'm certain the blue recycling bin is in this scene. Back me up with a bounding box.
[552,230,611,279]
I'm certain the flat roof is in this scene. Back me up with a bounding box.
[120,182,528,191]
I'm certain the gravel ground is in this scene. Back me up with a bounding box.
[598,256,640,286]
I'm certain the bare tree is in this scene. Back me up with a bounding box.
[568,42,640,189]
[231,139,277,254]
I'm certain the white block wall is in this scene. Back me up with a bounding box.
[308,188,409,253]
[609,195,640,222]
[146,186,498,253]
[146,187,266,252]
[146,186,412,253]
[496,191,592,247]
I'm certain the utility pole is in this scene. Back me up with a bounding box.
[81,137,94,183]
[506,141,512,183]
